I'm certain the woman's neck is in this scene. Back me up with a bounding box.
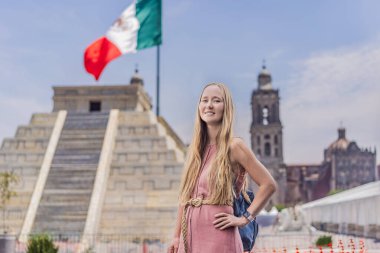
[207,124,220,145]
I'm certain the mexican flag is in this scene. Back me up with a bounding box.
[84,0,162,80]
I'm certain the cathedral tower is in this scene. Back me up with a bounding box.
[250,64,286,204]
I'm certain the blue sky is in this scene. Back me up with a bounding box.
[0,0,379,164]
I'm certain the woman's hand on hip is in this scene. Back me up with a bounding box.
[213,212,249,230]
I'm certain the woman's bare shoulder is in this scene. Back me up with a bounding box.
[230,137,249,162]
[231,137,247,149]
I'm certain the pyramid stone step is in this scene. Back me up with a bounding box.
[49,164,98,171]
[53,149,101,155]
[65,112,109,118]
[44,181,95,190]
[0,152,44,164]
[63,121,108,129]
[15,126,54,138]
[118,125,159,137]
[33,221,86,232]
[51,160,99,165]
[35,221,86,228]
[31,113,58,126]
[53,152,100,160]
[0,161,43,167]
[35,205,89,213]
[0,165,39,174]
[118,111,152,125]
[111,162,183,168]
[40,193,92,203]
[56,140,104,149]
[48,169,97,177]
[44,176,96,184]
[59,132,106,137]
[52,155,100,164]
[112,150,176,163]
[115,137,167,150]
[42,189,93,194]
[109,165,183,177]
[1,138,49,150]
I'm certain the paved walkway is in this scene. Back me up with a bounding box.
[254,227,380,253]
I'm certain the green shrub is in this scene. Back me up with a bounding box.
[315,235,332,247]
[274,203,286,212]
[327,189,343,196]
[26,234,59,253]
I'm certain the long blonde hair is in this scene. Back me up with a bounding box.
[179,83,235,205]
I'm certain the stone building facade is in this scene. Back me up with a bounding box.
[285,127,377,203]
[285,164,320,204]
[320,127,377,194]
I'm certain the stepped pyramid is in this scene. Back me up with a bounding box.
[0,74,185,247]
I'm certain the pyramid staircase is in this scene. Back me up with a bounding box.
[32,112,109,235]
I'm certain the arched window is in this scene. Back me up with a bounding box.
[265,143,271,156]
[257,136,261,145]
[274,135,278,144]
[264,134,270,140]
[262,106,269,125]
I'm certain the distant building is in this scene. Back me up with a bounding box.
[249,66,377,205]
[285,127,377,203]
[313,127,377,199]
[285,164,320,204]
[250,64,286,204]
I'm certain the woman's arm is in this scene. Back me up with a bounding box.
[167,204,184,253]
[230,138,277,218]
[213,138,277,230]
[173,204,184,238]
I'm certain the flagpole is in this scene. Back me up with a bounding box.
[156,45,160,117]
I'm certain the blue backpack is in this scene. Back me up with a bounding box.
[233,190,259,252]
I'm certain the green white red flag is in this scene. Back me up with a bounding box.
[84,0,162,80]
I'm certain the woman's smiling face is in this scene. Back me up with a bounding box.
[198,85,225,126]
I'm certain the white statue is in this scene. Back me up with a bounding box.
[273,205,314,234]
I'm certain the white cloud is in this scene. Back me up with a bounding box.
[282,42,380,164]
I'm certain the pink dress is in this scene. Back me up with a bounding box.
[178,144,244,253]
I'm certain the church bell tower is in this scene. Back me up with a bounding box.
[250,63,286,204]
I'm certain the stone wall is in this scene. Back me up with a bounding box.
[0,113,57,234]
[99,111,184,241]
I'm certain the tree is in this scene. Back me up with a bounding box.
[0,171,19,233]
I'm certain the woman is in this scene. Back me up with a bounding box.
[168,83,277,253]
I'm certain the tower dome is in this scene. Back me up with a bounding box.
[327,127,350,151]
[258,62,273,90]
